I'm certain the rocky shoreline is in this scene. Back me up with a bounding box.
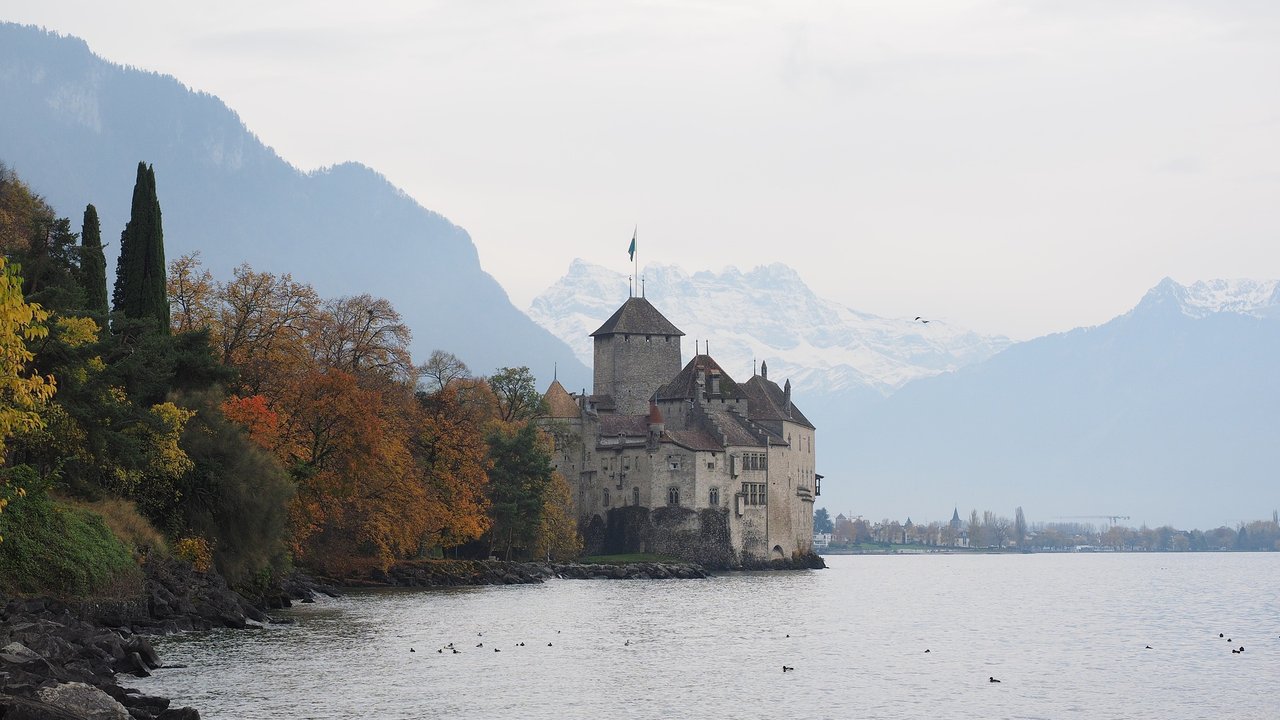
[1,555,818,718]
[337,558,713,587]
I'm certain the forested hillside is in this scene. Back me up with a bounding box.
[0,162,577,598]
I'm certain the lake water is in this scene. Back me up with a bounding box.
[133,553,1280,719]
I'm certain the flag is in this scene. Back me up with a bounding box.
[628,229,636,261]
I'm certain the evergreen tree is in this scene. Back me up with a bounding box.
[112,162,169,333]
[79,203,109,319]
[813,507,834,534]
[486,422,555,560]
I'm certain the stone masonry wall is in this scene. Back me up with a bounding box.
[594,334,681,415]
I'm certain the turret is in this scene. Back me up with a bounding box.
[590,297,683,415]
[647,400,665,448]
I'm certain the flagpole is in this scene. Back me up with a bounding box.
[633,224,638,298]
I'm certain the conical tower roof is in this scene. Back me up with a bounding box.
[590,297,684,337]
[543,379,581,418]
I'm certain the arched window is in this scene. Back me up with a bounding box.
[633,487,640,506]
[668,487,680,506]
[603,487,610,506]
[709,487,720,506]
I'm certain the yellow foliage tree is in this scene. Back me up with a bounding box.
[533,471,581,562]
[0,257,55,535]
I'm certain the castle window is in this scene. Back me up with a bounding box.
[667,456,681,471]
[603,487,610,506]
[742,482,766,506]
[709,487,720,506]
[633,487,640,506]
[668,487,680,506]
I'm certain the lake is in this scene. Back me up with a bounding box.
[133,553,1280,719]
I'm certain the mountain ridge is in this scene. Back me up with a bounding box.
[532,260,1278,528]
[844,277,1280,529]
[530,258,1012,397]
[0,22,588,387]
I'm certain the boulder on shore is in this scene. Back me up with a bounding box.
[36,682,130,720]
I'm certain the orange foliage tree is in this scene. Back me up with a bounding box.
[169,254,498,571]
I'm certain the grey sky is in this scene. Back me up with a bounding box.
[7,1,1279,339]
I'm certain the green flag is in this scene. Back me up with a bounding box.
[628,229,636,261]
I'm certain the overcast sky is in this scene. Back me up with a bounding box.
[7,1,1279,338]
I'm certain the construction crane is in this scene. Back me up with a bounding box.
[1052,515,1131,526]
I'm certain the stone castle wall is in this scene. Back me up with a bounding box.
[593,333,681,415]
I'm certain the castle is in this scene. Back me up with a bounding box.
[541,295,821,567]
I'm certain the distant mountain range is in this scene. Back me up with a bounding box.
[532,265,1279,529]
[0,23,588,387]
[530,259,1012,398]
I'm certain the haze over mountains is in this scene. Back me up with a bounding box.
[0,23,588,387]
[3,23,1274,530]
[533,267,1279,529]
[530,259,1011,398]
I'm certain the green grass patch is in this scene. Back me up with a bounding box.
[581,553,682,564]
[0,489,143,599]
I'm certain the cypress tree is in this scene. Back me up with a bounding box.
[80,203,109,318]
[112,162,169,333]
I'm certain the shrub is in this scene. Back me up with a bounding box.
[173,536,213,573]
[175,389,294,586]
[0,472,142,598]
[60,495,167,555]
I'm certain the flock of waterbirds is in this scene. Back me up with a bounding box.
[410,630,563,656]
[405,626,1267,683]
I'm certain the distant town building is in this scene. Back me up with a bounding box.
[540,295,820,566]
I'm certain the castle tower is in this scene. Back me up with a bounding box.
[590,297,683,415]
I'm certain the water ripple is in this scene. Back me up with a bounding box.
[135,554,1280,719]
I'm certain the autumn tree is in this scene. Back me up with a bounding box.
[419,350,470,394]
[167,252,214,333]
[0,257,55,532]
[533,470,580,561]
[209,263,318,395]
[309,294,413,380]
[413,383,492,551]
[488,366,547,423]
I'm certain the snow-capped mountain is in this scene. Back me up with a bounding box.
[1133,277,1280,319]
[529,259,1012,396]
